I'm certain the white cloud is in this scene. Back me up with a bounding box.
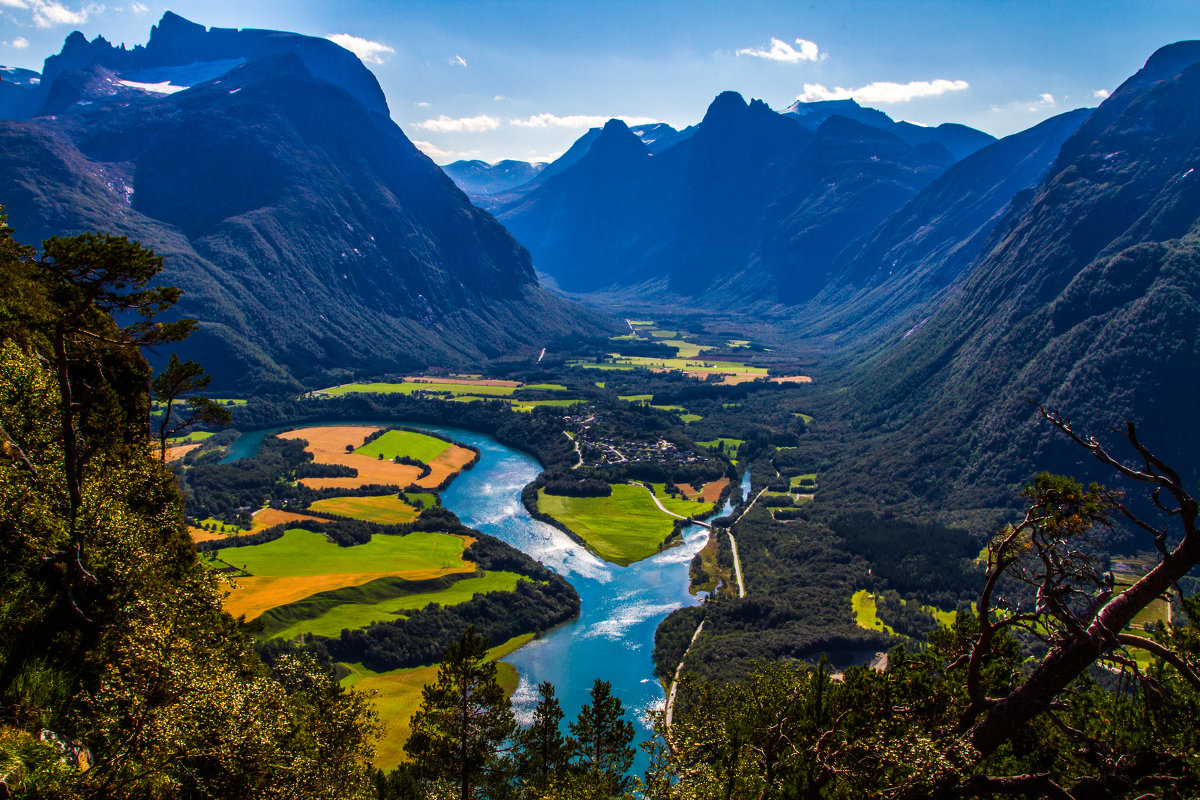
[30,1,101,27]
[1093,88,1111,99]
[411,139,454,159]
[990,92,1058,114]
[416,114,501,133]
[796,78,969,104]
[325,33,395,65]
[737,37,824,63]
[129,1,146,11]
[509,112,658,129]
[0,0,31,8]
[448,54,467,67]
[493,95,506,101]
[415,101,431,107]
[3,36,30,48]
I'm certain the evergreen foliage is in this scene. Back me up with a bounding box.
[0,213,379,798]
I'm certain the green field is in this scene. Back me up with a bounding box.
[658,339,712,358]
[354,429,452,463]
[196,517,248,535]
[264,571,524,640]
[649,329,677,338]
[232,529,467,577]
[341,633,532,769]
[401,492,438,509]
[792,412,814,423]
[606,355,768,373]
[925,605,957,628]
[619,394,653,403]
[509,398,583,411]
[307,495,421,524]
[852,590,895,634]
[789,473,818,489]
[696,438,744,455]
[167,430,215,445]
[317,381,516,397]
[538,484,708,565]
[680,414,703,424]
[726,339,751,348]
[521,383,568,391]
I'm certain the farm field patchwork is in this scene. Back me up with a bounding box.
[312,378,518,398]
[218,529,475,620]
[537,483,711,565]
[277,426,474,490]
[266,571,525,640]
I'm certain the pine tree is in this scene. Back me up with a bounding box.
[405,627,516,800]
[568,679,635,798]
[514,681,573,794]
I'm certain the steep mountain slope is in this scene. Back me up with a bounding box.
[0,19,599,391]
[500,91,957,301]
[852,41,1200,504]
[743,115,955,305]
[803,107,1092,342]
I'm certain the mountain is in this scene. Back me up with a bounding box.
[782,98,996,160]
[499,91,956,299]
[441,159,547,199]
[802,106,1092,341]
[849,41,1200,504]
[0,66,42,119]
[3,10,388,120]
[0,16,600,391]
[467,121,694,212]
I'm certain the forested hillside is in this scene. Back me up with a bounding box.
[844,41,1200,506]
[0,219,379,797]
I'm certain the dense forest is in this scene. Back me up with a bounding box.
[0,221,381,797]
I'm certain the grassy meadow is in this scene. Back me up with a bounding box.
[538,483,711,565]
[355,429,451,463]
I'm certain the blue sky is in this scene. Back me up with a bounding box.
[2,1,1198,164]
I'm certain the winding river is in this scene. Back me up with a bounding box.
[225,421,746,774]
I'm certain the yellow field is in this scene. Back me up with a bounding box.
[308,495,421,524]
[343,633,532,769]
[277,426,474,491]
[165,442,202,462]
[677,479,729,502]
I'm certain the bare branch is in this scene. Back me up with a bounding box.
[1116,634,1200,691]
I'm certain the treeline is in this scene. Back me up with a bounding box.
[326,577,579,671]
[828,511,983,606]
[176,435,314,517]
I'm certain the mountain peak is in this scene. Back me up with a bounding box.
[585,117,650,161]
[702,90,748,123]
